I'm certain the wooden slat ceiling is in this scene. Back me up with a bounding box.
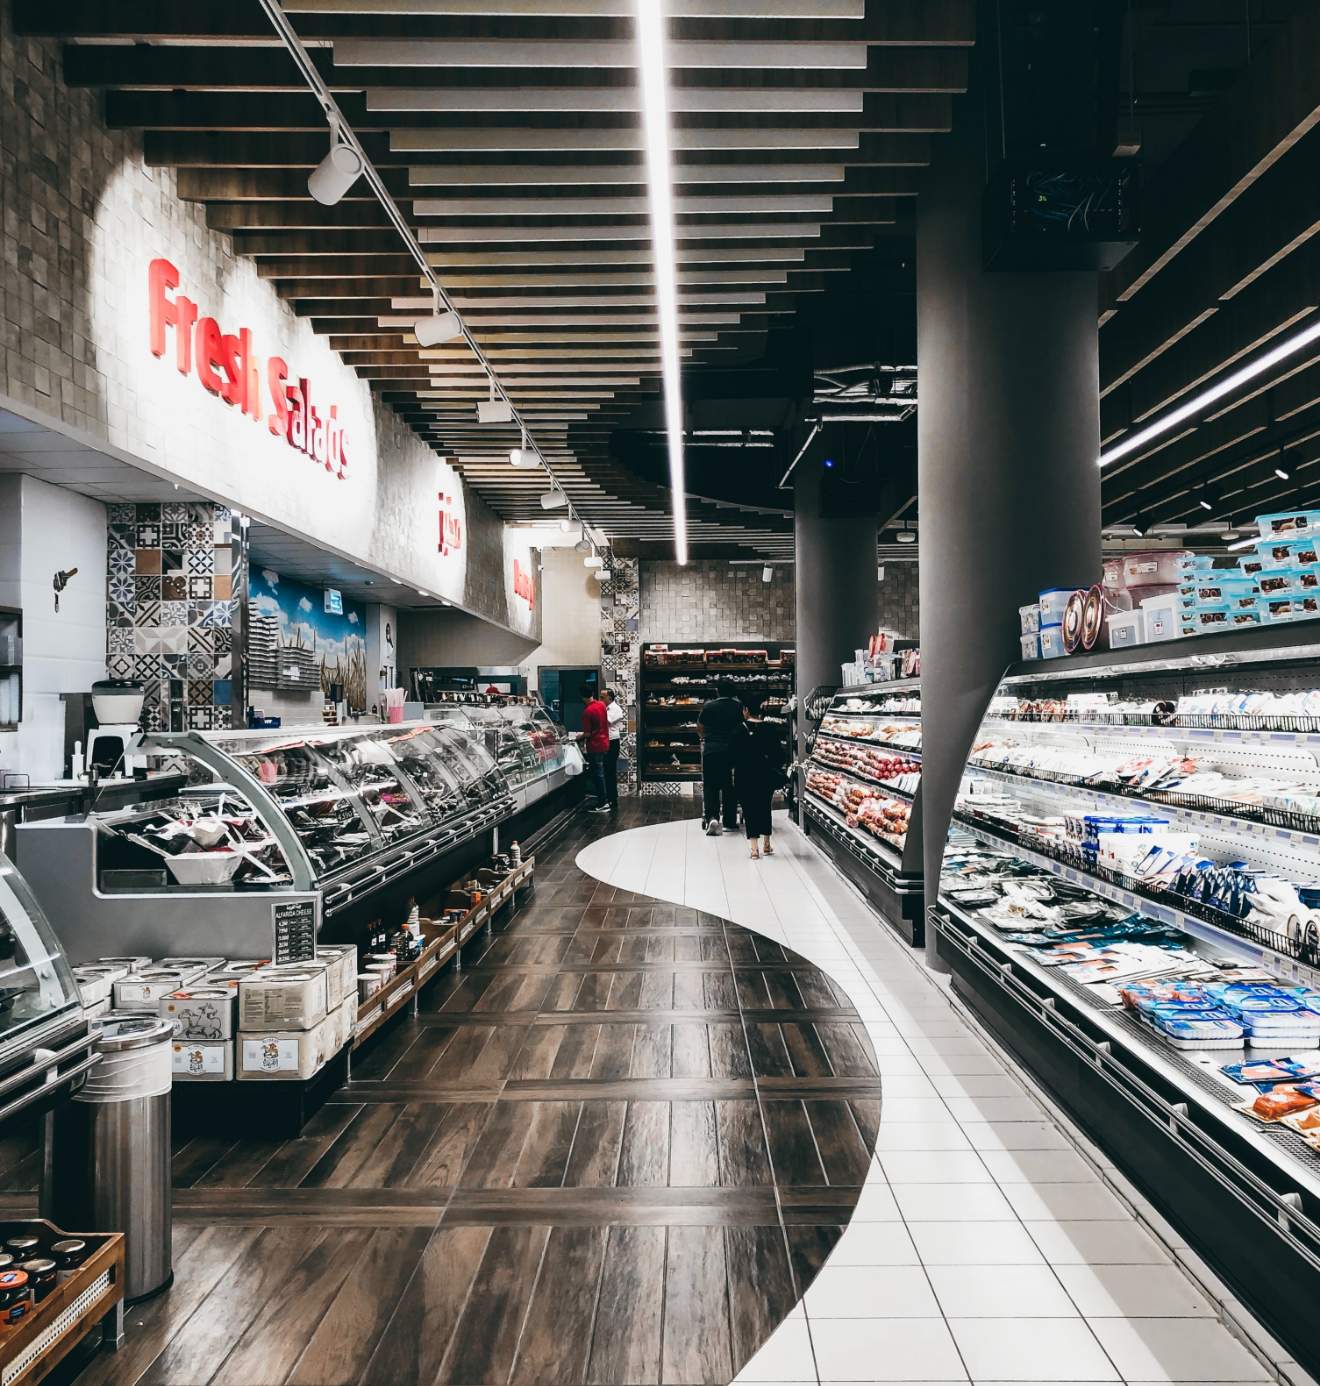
[19,0,973,558]
[1099,1,1320,540]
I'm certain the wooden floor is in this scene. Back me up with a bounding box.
[10,800,879,1386]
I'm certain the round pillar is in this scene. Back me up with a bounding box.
[917,126,1102,962]
[794,461,878,767]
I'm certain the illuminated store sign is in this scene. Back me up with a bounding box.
[147,258,349,480]
[512,558,535,610]
[438,490,463,556]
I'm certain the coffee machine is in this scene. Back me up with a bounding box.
[77,680,145,778]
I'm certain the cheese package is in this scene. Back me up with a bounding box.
[158,956,226,976]
[161,988,237,1041]
[97,955,151,974]
[172,1039,234,1082]
[331,996,356,1052]
[113,969,195,1011]
[315,945,359,1008]
[237,1011,337,1081]
[237,968,329,1031]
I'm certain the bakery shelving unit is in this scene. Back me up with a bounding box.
[929,619,1320,1376]
[638,642,794,785]
[801,677,925,944]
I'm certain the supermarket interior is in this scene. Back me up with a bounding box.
[4,2,1320,1384]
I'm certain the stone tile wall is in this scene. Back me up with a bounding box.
[106,502,242,731]
[598,557,640,795]
[877,560,920,641]
[640,560,796,642]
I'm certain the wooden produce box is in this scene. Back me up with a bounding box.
[0,1219,124,1386]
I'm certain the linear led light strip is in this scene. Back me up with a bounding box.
[636,0,688,565]
[258,0,580,524]
[1098,316,1320,469]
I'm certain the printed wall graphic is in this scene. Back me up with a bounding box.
[248,567,367,710]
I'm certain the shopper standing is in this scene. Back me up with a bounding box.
[581,691,611,814]
[603,687,624,812]
[698,681,744,835]
[737,711,786,859]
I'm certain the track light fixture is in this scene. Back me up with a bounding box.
[509,430,538,468]
[574,527,591,554]
[307,116,364,206]
[477,378,513,424]
[413,288,462,348]
[558,517,573,533]
[762,565,773,583]
[540,490,568,510]
[584,553,604,569]
[595,568,613,581]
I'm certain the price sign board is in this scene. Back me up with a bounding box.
[272,899,317,965]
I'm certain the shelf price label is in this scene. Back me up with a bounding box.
[272,899,317,965]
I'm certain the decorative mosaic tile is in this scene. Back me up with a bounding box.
[190,626,216,654]
[136,599,161,627]
[162,502,190,525]
[161,575,188,602]
[108,576,135,608]
[134,575,161,602]
[143,703,164,733]
[189,705,215,731]
[134,548,161,576]
[213,652,232,679]
[183,548,210,577]
[213,573,232,601]
[188,576,212,600]
[212,629,232,654]
[187,678,213,707]
[162,549,185,575]
[108,547,134,578]
[189,522,212,548]
[108,503,136,527]
[135,655,166,683]
[135,523,161,548]
[187,650,214,678]
[107,654,133,679]
[157,626,189,655]
[160,521,187,547]
[160,601,188,626]
[213,703,233,730]
[161,653,190,676]
[205,601,232,629]
[107,627,133,655]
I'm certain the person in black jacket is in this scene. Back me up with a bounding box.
[736,710,786,859]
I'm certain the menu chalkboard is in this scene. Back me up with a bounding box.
[272,899,317,965]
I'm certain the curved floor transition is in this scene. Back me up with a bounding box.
[40,798,876,1386]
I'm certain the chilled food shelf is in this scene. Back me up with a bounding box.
[803,791,905,871]
[816,729,923,759]
[935,895,1320,1205]
[965,760,1320,851]
[981,715,1320,751]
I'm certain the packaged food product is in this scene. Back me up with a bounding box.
[1249,1084,1319,1120]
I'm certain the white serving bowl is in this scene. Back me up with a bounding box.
[165,852,243,886]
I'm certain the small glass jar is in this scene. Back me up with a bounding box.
[49,1240,87,1284]
[17,1259,56,1302]
[0,1269,31,1330]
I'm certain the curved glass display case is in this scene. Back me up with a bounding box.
[802,677,925,942]
[425,702,583,800]
[0,854,93,1126]
[929,620,1320,1372]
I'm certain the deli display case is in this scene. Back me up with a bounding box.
[929,620,1320,1376]
[15,716,579,961]
[424,701,583,804]
[0,854,94,1126]
[801,678,925,943]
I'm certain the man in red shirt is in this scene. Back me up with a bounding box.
[581,693,612,814]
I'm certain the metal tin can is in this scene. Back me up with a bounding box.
[357,973,383,1002]
[17,1259,56,1302]
[3,1238,38,1260]
[49,1240,87,1283]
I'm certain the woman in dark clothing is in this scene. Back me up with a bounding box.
[736,713,786,859]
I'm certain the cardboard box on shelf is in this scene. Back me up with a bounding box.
[161,988,237,1041]
[237,1011,337,1081]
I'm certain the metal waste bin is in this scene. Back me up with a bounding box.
[42,1013,173,1301]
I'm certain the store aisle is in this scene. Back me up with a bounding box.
[20,799,878,1386]
[577,810,1298,1386]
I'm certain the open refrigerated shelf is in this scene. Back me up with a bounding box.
[801,681,925,944]
[931,625,1320,1377]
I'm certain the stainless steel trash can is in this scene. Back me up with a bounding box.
[42,1013,174,1301]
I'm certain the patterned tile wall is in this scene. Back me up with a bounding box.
[877,560,920,640]
[106,502,243,732]
[640,560,796,642]
[598,557,641,796]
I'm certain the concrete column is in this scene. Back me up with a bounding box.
[917,121,1102,962]
[793,461,878,767]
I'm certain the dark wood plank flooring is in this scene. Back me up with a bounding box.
[9,800,878,1385]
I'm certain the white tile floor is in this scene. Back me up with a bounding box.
[575,810,1311,1386]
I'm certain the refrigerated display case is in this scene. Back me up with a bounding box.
[17,714,574,960]
[425,701,583,804]
[929,620,1320,1376]
[0,854,94,1126]
[801,678,925,943]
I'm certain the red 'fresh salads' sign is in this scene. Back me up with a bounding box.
[148,258,349,480]
[512,558,535,610]
[438,491,463,556]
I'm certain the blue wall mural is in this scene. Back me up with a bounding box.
[247,568,367,709]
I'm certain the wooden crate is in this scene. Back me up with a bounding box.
[0,1219,124,1386]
